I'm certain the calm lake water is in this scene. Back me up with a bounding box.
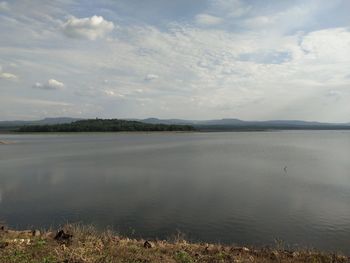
[0,131,350,253]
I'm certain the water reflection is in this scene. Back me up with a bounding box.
[0,132,349,253]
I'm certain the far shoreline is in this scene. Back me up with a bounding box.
[2,128,350,136]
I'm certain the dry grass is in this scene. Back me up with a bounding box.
[0,224,349,263]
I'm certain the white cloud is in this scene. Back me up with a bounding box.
[244,16,276,29]
[0,1,9,11]
[144,74,159,81]
[104,89,125,98]
[62,15,115,40]
[0,72,17,80]
[0,66,17,80]
[104,90,115,96]
[300,28,350,62]
[241,2,338,34]
[32,79,65,90]
[195,14,223,26]
[1,1,350,121]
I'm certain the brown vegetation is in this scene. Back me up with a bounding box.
[0,225,348,263]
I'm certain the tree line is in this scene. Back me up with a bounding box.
[18,119,195,132]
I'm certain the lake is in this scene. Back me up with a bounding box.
[0,131,349,253]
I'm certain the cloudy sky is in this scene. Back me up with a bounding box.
[0,0,350,121]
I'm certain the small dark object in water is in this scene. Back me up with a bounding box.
[284,166,287,173]
[54,230,73,243]
[143,240,153,248]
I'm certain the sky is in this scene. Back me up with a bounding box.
[0,0,350,122]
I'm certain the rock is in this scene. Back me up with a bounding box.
[43,231,55,238]
[204,245,219,254]
[242,247,250,252]
[271,250,279,259]
[0,242,9,249]
[54,230,73,243]
[143,240,153,248]
[32,230,41,237]
[61,244,67,251]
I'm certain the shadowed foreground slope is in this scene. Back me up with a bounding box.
[0,225,348,263]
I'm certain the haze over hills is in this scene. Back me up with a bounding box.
[0,117,82,128]
[1,117,349,131]
[138,118,349,126]
[136,118,350,131]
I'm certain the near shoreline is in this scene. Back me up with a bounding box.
[0,225,348,263]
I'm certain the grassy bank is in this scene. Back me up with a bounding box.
[0,225,348,263]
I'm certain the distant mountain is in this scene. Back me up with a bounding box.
[136,118,350,130]
[0,117,82,128]
[138,118,345,126]
[1,117,350,132]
